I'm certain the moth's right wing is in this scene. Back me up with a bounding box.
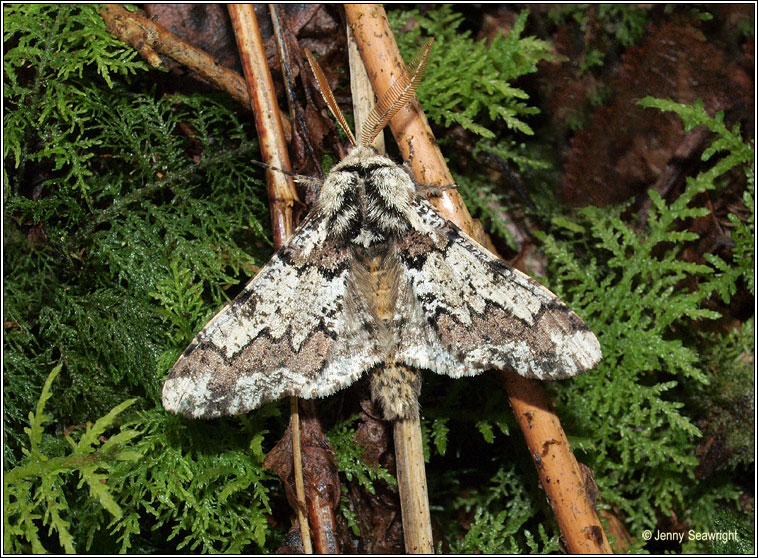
[394,200,602,381]
[162,213,380,418]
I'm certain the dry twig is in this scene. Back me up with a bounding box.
[346,23,434,554]
[344,4,612,554]
[226,4,311,553]
[100,4,249,108]
[100,4,293,140]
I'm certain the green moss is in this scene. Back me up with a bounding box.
[327,415,397,494]
[4,5,275,553]
[103,407,279,553]
[3,364,141,553]
[389,7,557,251]
[391,6,555,138]
[538,98,754,542]
[4,5,270,468]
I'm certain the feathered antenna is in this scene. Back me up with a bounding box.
[306,38,434,150]
[305,49,357,147]
[358,38,434,147]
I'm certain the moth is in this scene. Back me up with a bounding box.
[162,40,601,421]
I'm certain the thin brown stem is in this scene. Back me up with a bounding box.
[347,24,433,554]
[269,4,322,173]
[500,373,612,553]
[393,418,434,553]
[344,4,612,554]
[228,4,298,248]
[227,5,310,553]
[289,397,311,554]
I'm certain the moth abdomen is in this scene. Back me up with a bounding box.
[369,363,422,421]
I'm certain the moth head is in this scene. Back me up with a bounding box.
[305,38,434,150]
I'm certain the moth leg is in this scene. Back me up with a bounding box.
[369,363,422,421]
[415,182,459,200]
[293,175,324,189]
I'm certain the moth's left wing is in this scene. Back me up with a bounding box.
[162,213,381,418]
[394,200,601,380]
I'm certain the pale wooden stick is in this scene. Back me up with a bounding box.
[288,397,312,554]
[227,4,298,247]
[344,4,612,554]
[347,24,385,153]
[346,21,434,555]
[226,6,312,554]
[393,417,434,553]
[501,374,611,553]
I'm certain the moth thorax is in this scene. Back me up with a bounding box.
[322,157,415,247]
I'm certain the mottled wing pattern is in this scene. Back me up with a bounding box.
[162,212,381,418]
[394,199,602,380]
